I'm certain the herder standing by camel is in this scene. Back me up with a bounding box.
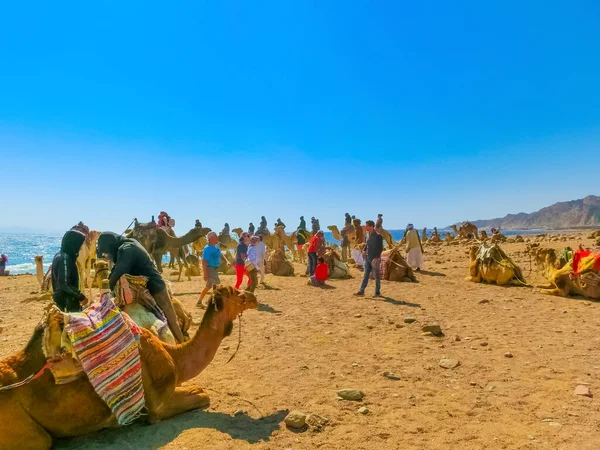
[51,229,87,312]
[96,231,185,343]
[405,223,424,272]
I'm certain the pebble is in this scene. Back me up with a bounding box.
[404,317,417,324]
[453,336,461,342]
[478,299,491,304]
[480,342,488,347]
[504,352,514,358]
[352,362,359,367]
[354,313,362,318]
[337,389,365,401]
[470,381,477,386]
[574,385,593,397]
[358,406,369,415]
[395,323,403,329]
[366,325,374,329]
[383,371,401,380]
[528,435,536,440]
[439,358,460,369]
[421,324,443,336]
[284,410,307,429]
[422,332,434,337]
[233,409,246,416]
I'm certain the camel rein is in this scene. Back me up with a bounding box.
[0,361,52,392]
[226,313,243,364]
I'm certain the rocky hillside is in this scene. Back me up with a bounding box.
[469,195,600,230]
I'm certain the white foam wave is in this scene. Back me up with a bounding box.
[6,262,50,275]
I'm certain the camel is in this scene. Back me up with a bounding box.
[35,256,45,288]
[381,248,417,282]
[274,226,298,261]
[444,233,455,242]
[217,228,240,252]
[322,248,351,279]
[490,232,507,243]
[75,230,100,294]
[451,222,478,240]
[191,236,207,256]
[127,218,211,280]
[479,230,489,241]
[267,249,294,276]
[533,247,600,299]
[219,251,236,275]
[184,254,201,278]
[327,225,351,262]
[466,243,527,286]
[0,285,257,450]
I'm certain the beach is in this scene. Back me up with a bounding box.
[1,232,599,449]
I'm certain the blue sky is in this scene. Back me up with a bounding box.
[1,1,599,233]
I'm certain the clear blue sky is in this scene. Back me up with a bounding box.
[1,1,599,233]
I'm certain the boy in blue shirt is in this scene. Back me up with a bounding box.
[197,232,222,308]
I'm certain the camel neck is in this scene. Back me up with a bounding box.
[166,307,232,383]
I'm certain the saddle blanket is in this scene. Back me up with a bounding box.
[65,294,145,425]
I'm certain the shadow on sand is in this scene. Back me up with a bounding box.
[373,296,421,308]
[258,303,282,314]
[417,270,446,277]
[56,409,289,450]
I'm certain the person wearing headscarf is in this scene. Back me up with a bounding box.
[51,230,87,312]
[296,216,308,251]
[404,223,424,271]
[311,217,320,235]
[96,231,185,343]
[0,254,8,276]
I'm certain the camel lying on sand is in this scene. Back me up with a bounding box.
[323,248,351,279]
[466,243,527,286]
[533,247,600,299]
[381,248,417,282]
[0,286,257,450]
[451,222,478,240]
[268,249,294,276]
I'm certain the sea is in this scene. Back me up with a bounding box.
[0,229,549,275]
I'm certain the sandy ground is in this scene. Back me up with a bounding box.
[1,233,600,450]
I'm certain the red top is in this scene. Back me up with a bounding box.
[308,235,320,253]
[315,263,328,281]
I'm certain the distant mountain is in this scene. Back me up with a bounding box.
[466,195,600,230]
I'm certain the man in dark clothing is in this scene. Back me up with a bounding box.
[344,213,352,226]
[52,230,87,312]
[275,218,286,229]
[298,216,307,230]
[354,220,383,297]
[248,222,255,235]
[96,232,184,343]
[311,217,320,235]
[257,216,268,235]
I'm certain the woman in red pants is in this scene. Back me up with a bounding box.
[235,232,252,290]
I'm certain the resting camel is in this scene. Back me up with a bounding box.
[421,228,428,243]
[382,248,417,282]
[451,222,478,240]
[268,249,294,276]
[322,248,351,279]
[0,286,257,450]
[127,218,211,280]
[479,230,489,241]
[466,244,527,286]
[533,247,600,299]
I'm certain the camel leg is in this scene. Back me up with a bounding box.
[536,283,555,289]
[150,386,210,422]
[539,288,566,297]
[0,404,53,450]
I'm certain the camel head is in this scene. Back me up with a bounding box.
[208,285,258,333]
[469,245,479,261]
[130,220,159,251]
[232,227,243,236]
[532,247,557,268]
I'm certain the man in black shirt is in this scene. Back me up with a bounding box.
[354,220,383,297]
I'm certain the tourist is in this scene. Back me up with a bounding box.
[275,218,286,229]
[311,217,320,235]
[307,230,324,275]
[308,256,328,287]
[197,231,221,308]
[234,232,252,290]
[246,236,261,292]
[257,216,268,235]
[248,222,255,235]
[96,231,185,343]
[354,220,383,297]
[0,254,8,276]
[220,223,230,236]
[256,234,267,284]
[297,216,308,253]
[51,230,87,312]
[405,223,424,271]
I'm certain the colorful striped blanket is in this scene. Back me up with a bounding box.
[65,294,145,425]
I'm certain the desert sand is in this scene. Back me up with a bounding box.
[1,233,599,450]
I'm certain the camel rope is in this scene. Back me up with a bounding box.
[0,361,52,392]
[226,313,243,364]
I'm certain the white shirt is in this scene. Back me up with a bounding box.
[256,241,266,262]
